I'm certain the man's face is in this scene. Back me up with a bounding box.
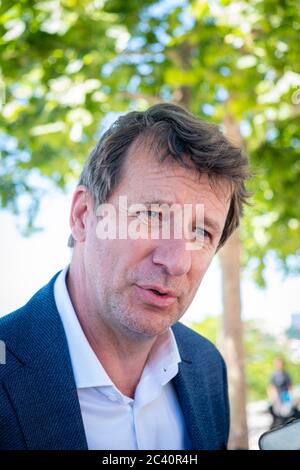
[275,358,284,371]
[82,145,231,339]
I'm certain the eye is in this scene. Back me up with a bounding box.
[148,210,161,219]
[137,210,161,222]
[193,226,211,240]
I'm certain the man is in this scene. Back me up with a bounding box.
[267,357,299,429]
[0,103,249,450]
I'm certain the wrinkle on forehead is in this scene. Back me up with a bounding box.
[124,139,232,205]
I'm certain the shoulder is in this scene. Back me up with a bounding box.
[0,305,29,336]
[0,270,60,331]
[0,271,62,381]
[0,303,35,381]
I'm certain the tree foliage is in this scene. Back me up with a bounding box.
[1,0,299,277]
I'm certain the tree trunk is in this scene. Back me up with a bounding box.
[219,229,248,449]
[220,113,248,449]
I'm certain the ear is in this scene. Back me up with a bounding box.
[69,185,92,243]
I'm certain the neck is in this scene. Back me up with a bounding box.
[66,263,158,398]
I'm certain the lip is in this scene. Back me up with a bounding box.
[137,284,177,297]
[135,285,177,307]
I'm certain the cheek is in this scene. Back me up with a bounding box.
[188,251,215,290]
[122,239,155,270]
[94,239,144,282]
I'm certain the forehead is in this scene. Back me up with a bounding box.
[118,141,231,208]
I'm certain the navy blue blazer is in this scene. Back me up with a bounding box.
[0,272,229,450]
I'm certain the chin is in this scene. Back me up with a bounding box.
[121,315,173,338]
[110,294,179,337]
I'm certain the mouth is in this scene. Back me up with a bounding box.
[135,285,177,307]
[149,288,167,296]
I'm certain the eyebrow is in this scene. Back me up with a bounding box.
[141,199,176,206]
[138,198,222,234]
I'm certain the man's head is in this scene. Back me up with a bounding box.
[274,357,285,371]
[69,103,249,339]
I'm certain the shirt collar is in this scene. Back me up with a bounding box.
[54,266,181,391]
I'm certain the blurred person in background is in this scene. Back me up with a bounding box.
[267,357,300,429]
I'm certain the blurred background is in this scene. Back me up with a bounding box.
[1,0,300,449]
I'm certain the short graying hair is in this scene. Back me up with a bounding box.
[68,102,250,249]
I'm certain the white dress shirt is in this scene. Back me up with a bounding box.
[54,266,191,450]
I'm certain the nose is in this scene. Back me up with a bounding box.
[152,238,192,277]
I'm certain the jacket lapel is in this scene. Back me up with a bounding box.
[173,360,215,450]
[172,322,219,450]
